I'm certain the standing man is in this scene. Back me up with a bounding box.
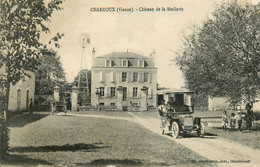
[236,110,243,132]
[29,98,33,115]
[245,101,253,130]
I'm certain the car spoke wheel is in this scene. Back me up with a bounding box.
[172,121,179,139]
[197,122,205,138]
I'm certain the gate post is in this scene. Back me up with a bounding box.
[94,89,100,110]
[117,86,123,111]
[71,86,78,111]
[140,86,148,111]
[53,86,60,101]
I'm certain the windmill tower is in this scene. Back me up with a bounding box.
[77,34,91,106]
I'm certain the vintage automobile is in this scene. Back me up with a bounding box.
[158,90,205,139]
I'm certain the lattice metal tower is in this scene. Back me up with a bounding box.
[77,34,91,106]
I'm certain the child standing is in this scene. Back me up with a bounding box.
[222,110,228,131]
[158,100,168,134]
[235,111,243,132]
[230,113,236,130]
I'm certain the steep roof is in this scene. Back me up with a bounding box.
[97,52,150,59]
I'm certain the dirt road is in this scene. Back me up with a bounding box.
[69,112,260,167]
[128,112,260,167]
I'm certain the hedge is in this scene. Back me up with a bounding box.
[0,117,9,160]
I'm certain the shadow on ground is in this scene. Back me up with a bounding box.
[9,143,110,153]
[8,113,49,127]
[76,159,144,166]
[1,153,51,166]
[166,132,218,139]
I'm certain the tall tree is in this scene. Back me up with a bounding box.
[35,48,66,95]
[175,1,260,103]
[0,0,64,115]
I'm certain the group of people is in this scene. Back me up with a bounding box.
[222,101,254,132]
[221,110,242,131]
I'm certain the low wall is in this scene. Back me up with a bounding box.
[208,97,230,111]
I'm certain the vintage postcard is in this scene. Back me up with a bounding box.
[0,0,259,166]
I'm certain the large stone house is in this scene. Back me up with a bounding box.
[91,51,157,111]
[0,68,35,112]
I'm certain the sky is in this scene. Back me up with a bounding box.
[41,0,258,89]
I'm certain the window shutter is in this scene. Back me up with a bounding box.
[149,72,153,83]
[103,72,106,83]
[130,88,133,98]
[110,72,113,82]
[128,72,132,83]
[113,72,116,82]
[150,89,153,99]
[107,87,110,97]
[139,72,143,82]
[119,72,122,83]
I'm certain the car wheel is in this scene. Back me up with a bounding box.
[197,122,205,138]
[172,121,179,139]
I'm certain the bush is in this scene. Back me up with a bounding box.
[0,117,9,160]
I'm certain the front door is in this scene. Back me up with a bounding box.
[123,87,127,101]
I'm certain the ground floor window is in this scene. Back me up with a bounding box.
[110,103,115,106]
[133,103,138,106]
[99,102,104,106]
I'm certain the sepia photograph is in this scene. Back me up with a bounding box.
[0,0,259,166]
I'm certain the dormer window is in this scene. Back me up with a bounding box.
[122,59,128,67]
[138,60,144,67]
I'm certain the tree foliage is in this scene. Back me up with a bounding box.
[0,0,64,82]
[35,48,66,95]
[0,0,64,113]
[176,1,260,103]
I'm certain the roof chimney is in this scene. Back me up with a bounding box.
[150,49,156,66]
[92,48,95,66]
